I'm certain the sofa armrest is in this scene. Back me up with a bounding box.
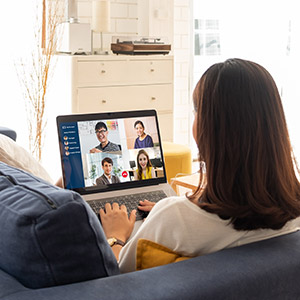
[0,127,17,141]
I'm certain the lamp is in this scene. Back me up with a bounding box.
[92,0,110,55]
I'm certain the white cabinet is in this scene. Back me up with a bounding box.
[71,55,174,141]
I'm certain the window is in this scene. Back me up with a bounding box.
[191,0,300,163]
[194,19,220,56]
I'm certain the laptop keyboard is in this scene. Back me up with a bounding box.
[88,190,168,221]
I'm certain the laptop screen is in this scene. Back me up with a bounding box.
[56,110,167,194]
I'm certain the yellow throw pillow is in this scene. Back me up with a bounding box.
[136,239,192,271]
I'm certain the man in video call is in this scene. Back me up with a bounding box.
[96,157,121,185]
[90,121,121,153]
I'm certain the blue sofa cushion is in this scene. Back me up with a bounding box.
[0,162,119,289]
[0,127,17,141]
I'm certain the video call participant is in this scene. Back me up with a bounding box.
[90,122,121,153]
[134,120,154,149]
[134,149,156,180]
[96,157,120,185]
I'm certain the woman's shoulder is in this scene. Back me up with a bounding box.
[157,195,195,205]
[151,196,198,214]
[95,175,105,184]
[150,195,227,222]
[145,134,152,140]
[145,134,153,143]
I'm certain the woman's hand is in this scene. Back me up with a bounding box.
[138,199,156,213]
[99,203,136,243]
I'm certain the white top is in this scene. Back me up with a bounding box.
[119,196,300,273]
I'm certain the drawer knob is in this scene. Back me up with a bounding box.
[151,97,156,101]
[101,70,106,74]
[101,99,107,104]
[150,68,155,72]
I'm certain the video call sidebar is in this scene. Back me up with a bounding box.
[59,122,85,189]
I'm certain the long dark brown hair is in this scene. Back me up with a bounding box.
[136,149,152,180]
[189,58,300,230]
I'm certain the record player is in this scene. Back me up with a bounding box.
[111,36,171,55]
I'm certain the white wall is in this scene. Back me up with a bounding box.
[0,2,36,161]
[76,0,139,51]
[173,0,192,146]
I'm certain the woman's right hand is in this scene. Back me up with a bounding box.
[138,199,156,212]
[100,203,136,243]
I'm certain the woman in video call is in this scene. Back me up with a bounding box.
[134,120,154,149]
[100,58,300,272]
[133,149,156,180]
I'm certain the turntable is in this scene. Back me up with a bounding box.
[111,36,171,55]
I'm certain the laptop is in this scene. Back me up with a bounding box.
[56,109,176,223]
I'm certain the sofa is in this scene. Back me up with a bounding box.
[1,231,300,300]
[0,126,16,141]
[1,127,300,299]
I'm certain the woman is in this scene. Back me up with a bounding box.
[133,149,156,180]
[100,59,300,272]
[134,120,154,149]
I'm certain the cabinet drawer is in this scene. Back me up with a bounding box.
[127,60,173,85]
[76,59,173,87]
[74,84,173,113]
[77,60,128,87]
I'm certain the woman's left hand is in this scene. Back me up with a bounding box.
[99,203,136,243]
[138,199,156,212]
